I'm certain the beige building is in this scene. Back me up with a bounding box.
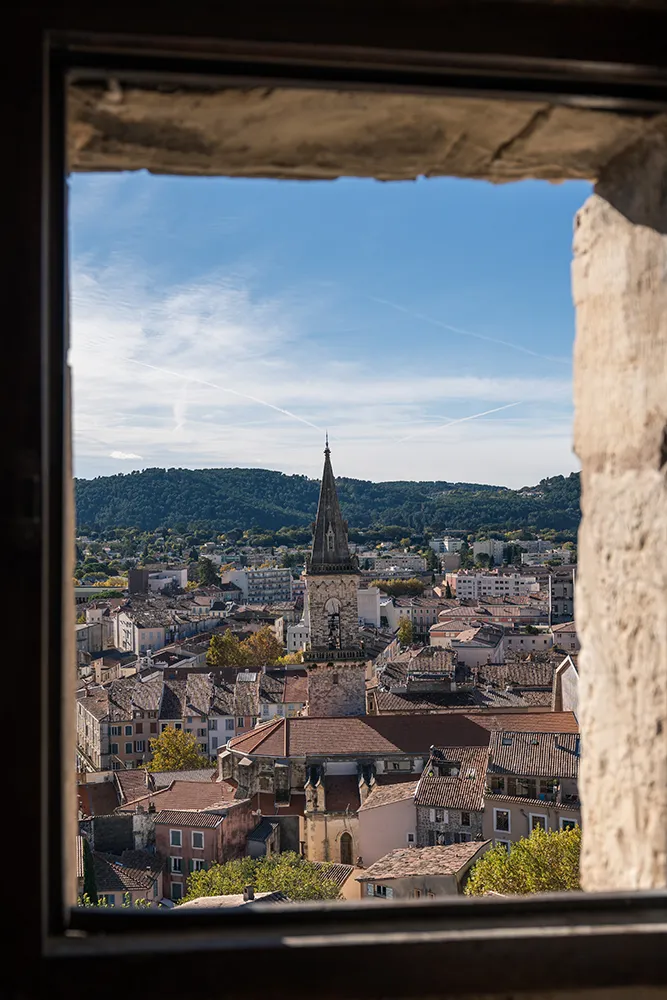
[356,841,491,900]
[483,729,581,847]
[357,779,419,867]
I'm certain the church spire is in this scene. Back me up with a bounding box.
[307,439,358,575]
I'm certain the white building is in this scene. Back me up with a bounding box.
[373,553,427,573]
[521,549,575,566]
[147,568,188,592]
[219,567,292,604]
[446,571,540,600]
[286,620,310,653]
[357,587,381,627]
[472,539,506,565]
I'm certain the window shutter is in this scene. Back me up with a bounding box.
[429,809,436,823]
[188,859,194,873]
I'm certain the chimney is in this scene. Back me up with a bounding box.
[243,885,255,902]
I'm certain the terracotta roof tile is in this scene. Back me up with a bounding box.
[153,809,227,828]
[119,779,235,812]
[357,842,490,880]
[488,731,580,778]
[93,849,164,892]
[359,779,419,811]
[415,747,488,811]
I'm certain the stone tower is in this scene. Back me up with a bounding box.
[304,439,366,717]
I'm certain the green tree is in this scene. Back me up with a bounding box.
[183,852,341,903]
[465,827,581,896]
[370,577,425,598]
[444,582,453,599]
[425,548,439,572]
[207,630,248,668]
[475,552,492,568]
[197,557,219,586]
[145,727,211,772]
[82,837,98,905]
[396,616,414,646]
[241,625,284,667]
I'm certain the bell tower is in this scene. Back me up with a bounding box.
[304,439,366,717]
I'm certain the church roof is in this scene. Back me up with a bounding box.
[307,440,359,575]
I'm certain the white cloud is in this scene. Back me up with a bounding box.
[70,258,576,487]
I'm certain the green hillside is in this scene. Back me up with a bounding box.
[75,467,581,536]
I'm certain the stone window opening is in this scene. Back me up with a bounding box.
[18,10,667,996]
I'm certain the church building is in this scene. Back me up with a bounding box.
[303,438,367,718]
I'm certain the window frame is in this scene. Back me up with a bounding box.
[530,813,548,833]
[169,830,182,848]
[494,808,511,834]
[15,11,667,999]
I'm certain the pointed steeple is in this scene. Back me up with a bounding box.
[307,439,358,575]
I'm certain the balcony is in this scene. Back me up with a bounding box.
[302,648,362,663]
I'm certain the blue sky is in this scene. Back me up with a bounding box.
[69,172,590,486]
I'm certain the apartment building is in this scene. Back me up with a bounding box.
[446,571,540,600]
[483,730,581,847]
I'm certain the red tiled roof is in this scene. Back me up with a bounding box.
[153,809,227,828]
[488,731,580,778]
[414,747,488,811]
[119,779,235,813]
[359,779,419,811]
[283,671,308,704]
[358,842,490,880]
[77,781,120,818]
[229,712,577,759]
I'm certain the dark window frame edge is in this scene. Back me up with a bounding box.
[39,27,667,996]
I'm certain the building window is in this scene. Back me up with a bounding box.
[161,724,167,732]
[124,725,132,736]
[135,723,143,734]
[170,830,182,847]
[100,894,115,907]
[340,832,353,866]
[171,857,183,873]
[560,817,578,831]
[495,839,511,853]
[494,809,510,833]
[413,889,422,898]
[192,831,204,849]
[407,832,416,846]
[175,723,182,730]
[110,726,121,737]
[192,859,206,872]
[125,742,133,754]
[197,728,207,737]
[434,808,447,823]
[368,884,393,898]
[135,740,146,753]
[530,813,547,833]
[225,718,235,731]
[171,882,183,901]
[150,723,158,734]
[209,720,218,731]
[460,812,471,827]
[111,743,119,755]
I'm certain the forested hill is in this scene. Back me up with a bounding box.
[75,467,581,536]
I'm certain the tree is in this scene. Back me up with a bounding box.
[82,837,98,905]
[242,626,284,667]
[197,557,219,586]
[277,651,304,665]
[397,617,414,646]
[425,548,439,572]
[444,582,453,599]
[185,580,199,591]
[207,630,248,668]
[465,826,581,896]
[475,552,492,568]
[145,727,211,771]
[183,852,342,903]
[370,578,425,598]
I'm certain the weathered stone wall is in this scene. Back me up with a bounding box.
[416,806,483,847]
[573,128,667,891]
[306,574,360,649]
[69,83,663,184]
[307,662,367,718]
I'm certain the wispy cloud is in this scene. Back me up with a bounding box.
[397,402,523,443]
[70,257,576,486]
[371,296,571,366]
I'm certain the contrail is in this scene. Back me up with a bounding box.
[371,297,570,366]
[120,356,323,433]
[398,401,522,443]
